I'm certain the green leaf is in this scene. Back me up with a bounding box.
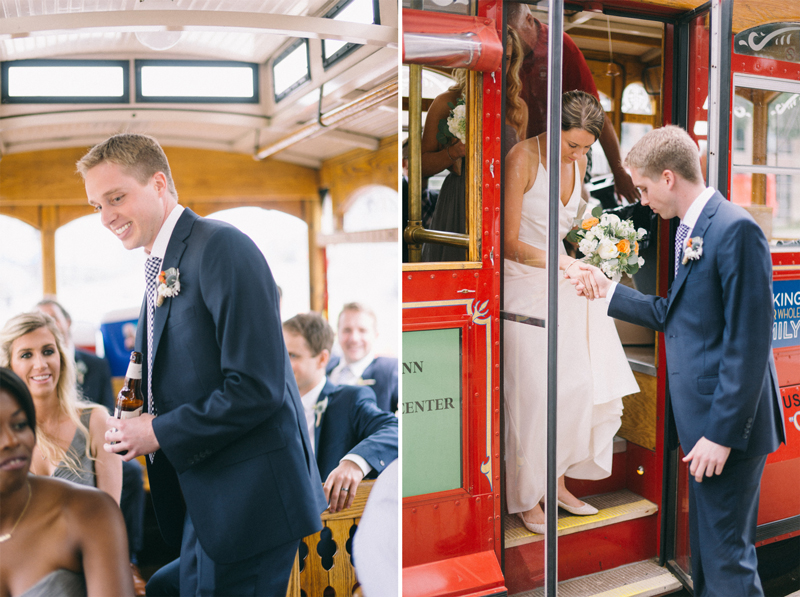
[591,205,604,218]
[565,229,582,243]
[627,262,640,275]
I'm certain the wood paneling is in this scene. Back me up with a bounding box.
[619,371,658,451]
[320,135,398,218]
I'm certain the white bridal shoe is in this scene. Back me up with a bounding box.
[517,512,546,535]
[557,499,598,516]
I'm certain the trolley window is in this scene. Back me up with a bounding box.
[732,74,800,245]
[322,0,380,69]
[273,39,311,103]
[1,59,128,104]
[135,60,258,103]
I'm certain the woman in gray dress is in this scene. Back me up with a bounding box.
[0,312,121,501]
[0,367,132,597]
[420,28,527,261]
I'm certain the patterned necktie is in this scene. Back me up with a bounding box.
[674,223,690,278]
[144,255,162,462]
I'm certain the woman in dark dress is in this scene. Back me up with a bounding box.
[421,28,527,261]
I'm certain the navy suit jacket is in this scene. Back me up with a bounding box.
[315,379,397,480]
[136,209,326,564]
[609,193,785,458]
[326,356,399,413]
[75,348,115,411]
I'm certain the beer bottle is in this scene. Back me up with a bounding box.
[112,351,144,455]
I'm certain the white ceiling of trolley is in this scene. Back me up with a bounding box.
[0,0,399,168]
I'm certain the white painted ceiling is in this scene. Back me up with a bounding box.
[0,0,399,168]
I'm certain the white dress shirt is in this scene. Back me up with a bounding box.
[329,352,375,386]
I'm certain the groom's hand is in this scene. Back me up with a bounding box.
[682,437,731,482]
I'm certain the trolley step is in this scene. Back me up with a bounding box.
[505,489,658,548]
[513,559,681,597]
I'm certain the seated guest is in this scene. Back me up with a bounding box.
[0,367,133,597]
[36,299,114,411]
[284,312,397,513]
[36,299,146,592]
[327,303,398,413]
[0,312,122,502]
[145,314,397,596]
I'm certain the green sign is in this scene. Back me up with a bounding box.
[402,328,462,497]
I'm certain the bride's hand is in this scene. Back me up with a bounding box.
[565,261,599,300]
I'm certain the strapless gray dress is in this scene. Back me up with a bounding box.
[18,569,86,597]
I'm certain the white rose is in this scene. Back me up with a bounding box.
[597,238,619,260]
[638,257,645,267]
[579,238,598,255]
[637,227,648,240]
[600,213,621,227]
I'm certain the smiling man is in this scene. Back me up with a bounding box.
[77,133,326,596]
[327,303,398,413]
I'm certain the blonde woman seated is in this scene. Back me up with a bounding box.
[503,91,638,533]
[0,312,121,502]
[0,367,133,597]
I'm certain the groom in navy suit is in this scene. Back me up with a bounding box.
[571,125,785,596]
[283,312,397,513]
[78,133,326,595]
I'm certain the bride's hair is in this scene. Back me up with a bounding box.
[506,28,526,140]
[562,90,605,140]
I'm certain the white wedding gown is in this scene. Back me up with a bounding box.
[503,143,639,515]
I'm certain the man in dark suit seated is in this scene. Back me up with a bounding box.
[326,302,398,413]
[36,298,146,592]
[284,312,397,513]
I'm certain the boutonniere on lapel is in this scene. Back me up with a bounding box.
[355,378,376,386]
[313,397,328,427]
[75,360,87,386]
[156,268,180,307]
[681,237,703,265]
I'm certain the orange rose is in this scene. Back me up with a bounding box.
[581,217,600,230]
[158,271,166,284]
[616,239,631,254]
[634,241,639,254]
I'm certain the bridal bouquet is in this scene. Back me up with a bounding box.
[436,98,467,146]
[437,98,466,175]
[566,206,648,282]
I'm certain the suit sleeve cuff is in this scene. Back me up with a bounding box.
[342,454,372,477]
[605,281,619,308]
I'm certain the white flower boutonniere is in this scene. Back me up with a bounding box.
[156,268,180,307]
[313,397,328,427]
[75,360,88,386]
[682,237,703,265]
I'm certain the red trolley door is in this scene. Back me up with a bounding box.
[402,2,506,596]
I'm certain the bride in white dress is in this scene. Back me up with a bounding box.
[503,91,639,533]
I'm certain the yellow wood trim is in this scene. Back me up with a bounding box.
[467,71,483,264]
[320,135,399,220]
[402,261,483,271]
[618,371,658,451]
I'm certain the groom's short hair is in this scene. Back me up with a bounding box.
[624,125,703,185]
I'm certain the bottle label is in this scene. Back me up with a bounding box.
[116,406,143,419]
[125,362,142,380]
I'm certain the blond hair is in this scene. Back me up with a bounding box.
[0,311,101,478]
[624,125,702,184]
[76,133,178,200]
[506,27,526,140]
